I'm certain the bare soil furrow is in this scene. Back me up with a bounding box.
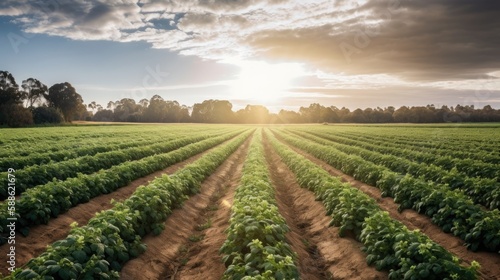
[275,133,500,280]
[0,140,230,275]
[173,150,245,280]
[119,137,250,280]
[263,132,387,280]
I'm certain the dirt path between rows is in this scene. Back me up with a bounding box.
[0,138,237,276]
[263,133,387,279]
[119,136,251,280]
[272,131,500,280]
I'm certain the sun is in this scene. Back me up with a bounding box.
[228,60,305,104]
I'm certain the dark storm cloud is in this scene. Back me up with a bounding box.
[2,0,500,84]
[246,0,500,81]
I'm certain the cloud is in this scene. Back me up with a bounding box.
[1,0,147,40]
[246,0,500,81]
[140,0,288,13]
[1,0,500,87]
[120,28,191,50]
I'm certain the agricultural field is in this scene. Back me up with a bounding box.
[0,123,499,280]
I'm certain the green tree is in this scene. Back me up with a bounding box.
[0,71,22,105]
[113,98,142,122]
[0,104,33,127]
[22,78,47,108]
[46,82,84,122]
[299,103,322,122]
[277,109,303,123]
[393,106,411,123]
[235,105,270,123]
[93,109,114,122]
[191,99,234,123]
[0,71,35,127]
[87,101,103,115]
[32,106,64,124]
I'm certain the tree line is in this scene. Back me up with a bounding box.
[0,71,86,127]
[1,70,500,127]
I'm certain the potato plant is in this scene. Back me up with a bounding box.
[266,129,479,280]
[220,130,299,280]
[0,130,233,199]
[0,129,244,244]
[289,129,500,210]
[275,129,500,253]
[8,130,252,280]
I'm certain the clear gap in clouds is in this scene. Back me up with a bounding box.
[1,0,500,109]
[0,20,240,105]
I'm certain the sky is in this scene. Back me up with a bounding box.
[1,0,500,112]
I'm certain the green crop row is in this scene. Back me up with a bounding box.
[341,127,500,155]
[0,129,244,244]
[8,130,252,280]
[265,129,479,280]
[220,130,299,280]
[0,127,164,157]
[0,127,236,171]
[0,125,227,158]
[336,130,499,164]
[273,129,500,253]
[0,134,172,171]
[289,129,500,209]
[344,128,499,149]
[0,130,232,200]
[299,129,499,182]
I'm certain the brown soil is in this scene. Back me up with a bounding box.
[273,132,500,280]
[171,182,233,280]
[172,144,248,280]
[119,137,251,280]
[0,140,230,276]
[263,133,388,280]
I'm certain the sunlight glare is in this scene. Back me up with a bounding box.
[229,60,305,103]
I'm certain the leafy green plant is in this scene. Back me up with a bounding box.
[289,128,500,210]
[0,130,247,244]
[220,130,299,279]
[0,130,232,199]
[8,129,252,279]
[266,129,479,279]
[274,128,500,253]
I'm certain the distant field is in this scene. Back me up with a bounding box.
[1,124,499,279]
